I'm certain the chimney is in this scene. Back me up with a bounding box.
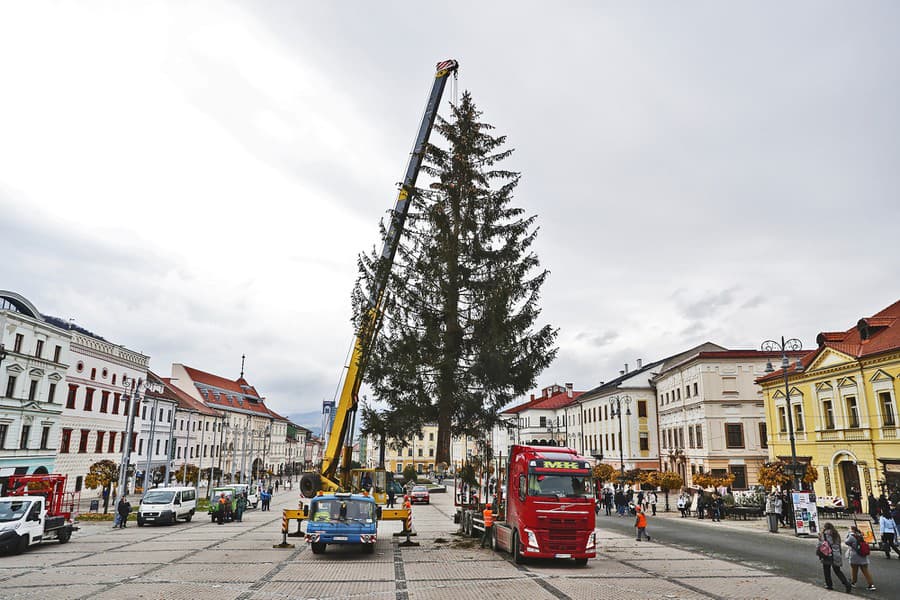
[637,358,643,369]
[530,393,535,402]
[624,363,629,373]
[619,370,625,376]
[565,383,573,398]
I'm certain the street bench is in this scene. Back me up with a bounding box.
[726,506,763,520]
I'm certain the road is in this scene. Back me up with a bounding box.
[597,510,895,599]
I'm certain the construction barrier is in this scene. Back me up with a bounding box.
[288,498,305,537]
[395,496,419,547]
[274,508,305,549]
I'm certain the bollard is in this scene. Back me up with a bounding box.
[397,498,419,547]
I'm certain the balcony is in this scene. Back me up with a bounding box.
[881,427,897,440]
[775,431,808,442]
[813,428,872,442]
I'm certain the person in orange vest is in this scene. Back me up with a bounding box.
[481,505,494,548]
[635,505,651,541]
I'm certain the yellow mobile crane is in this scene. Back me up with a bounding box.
[299,60,459,511]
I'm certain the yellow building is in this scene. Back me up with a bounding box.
[759,300,900,508]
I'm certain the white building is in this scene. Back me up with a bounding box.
[170,363,286,484]
[132,372,178,489]
[500,383,583,450]
[0,291,72,481]
[51,317,150,493]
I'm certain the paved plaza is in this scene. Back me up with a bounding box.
[0,489,852,600]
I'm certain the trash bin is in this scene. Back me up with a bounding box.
[89,499,99,512]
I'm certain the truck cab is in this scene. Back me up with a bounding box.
[0,496,72,554]
[494,445,596,565]
[305,492,378,555]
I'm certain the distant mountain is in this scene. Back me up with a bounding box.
[285,411,322,436]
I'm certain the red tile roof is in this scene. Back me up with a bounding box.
[160,377,221,417]
[179,364,289,420]
[182,365,262,399]
[502,385,583,414]
[758,299,900,383]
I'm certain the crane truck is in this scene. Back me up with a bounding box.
[456,444,597,566]
[298,59,459,513]
[0,474,78,554]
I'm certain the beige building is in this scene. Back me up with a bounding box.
[655,347,800,489]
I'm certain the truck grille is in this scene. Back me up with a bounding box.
[538,515,589,552]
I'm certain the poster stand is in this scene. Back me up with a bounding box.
[791,491,819,537]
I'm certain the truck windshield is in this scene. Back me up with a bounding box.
[310,499,375,523]
[0,500,31,522]
[527,473,594,498]
[142,491,176,504]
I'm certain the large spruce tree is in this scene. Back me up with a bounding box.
[354,91,557,466]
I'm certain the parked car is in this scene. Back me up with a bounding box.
[137,486,197,526]
[409,485,430,504]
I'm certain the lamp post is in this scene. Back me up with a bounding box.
[762,337,805,491]
[609,394,632,478]
[117,376,144,497]
[142,392,161,492]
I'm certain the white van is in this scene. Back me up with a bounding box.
[232,483,259,509]
[137,487,197,526]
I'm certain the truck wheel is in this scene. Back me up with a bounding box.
[490,527,498,551]
[57,528,71,544]
[512,531,526,564]
[184,510,193,522]
[13,534,28,555]
[363,543,375,554]
[310,542,326,554]
[137,519,145,527]
[574,558,588,567]
[299,473,321,498]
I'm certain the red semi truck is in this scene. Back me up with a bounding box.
[456,444,597,565]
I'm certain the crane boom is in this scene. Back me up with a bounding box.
[304,59,459,497]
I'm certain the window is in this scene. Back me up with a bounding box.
[793,404,804,431]
[822,399,835,429]
[677,388,681,400]
[407,448,412,457]
[880,392,896,427]
[177,447,181,459]
[34,339,44,358]
[111,373,116,385]
[685,385,691,398]
[725,423,745,449]
[846,396,860,428]
[47,383,56,403]
[417,448,423,457]
[639,432,649,451]
[396,463,403,473]
[60,428,71,453]
[5,376,16,398]
[758,422,767,449]
[108,432,117,453]
[540,416,547,428]
[156,439,161,456]
[778,406,787,432]
[84,387,94,411]
[122,396,129,416]
[693,382,699,396]
[142,406,147,420]
[729,465,747,490]
[429,432,434,441]
[100,391,109,413]
[19,425,30,449]
[13,333,23,353]
[28,379,38,401]
[53,345,62,362]
[429,448,434,456]
[418,433,424,441]
[67,385,78,408]
[112,393,120,414]
[90,368,96,380]
[158,408,163,422]
[138,438,144,456]
[95,431,105,453]
[688,426,695,448]
[678,428,684,448]
[40,426,50,450]
[695,425,703,449]
[78,429,90,453]
[638,400,647,418]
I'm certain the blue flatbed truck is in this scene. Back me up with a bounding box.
[305,492,378,554]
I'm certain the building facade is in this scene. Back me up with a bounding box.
[655,347,800,489]
[501,383,583,450]
[52,318,150,493]
[759,300,900,506]
[0,291,72,481]
[132,372,179,489]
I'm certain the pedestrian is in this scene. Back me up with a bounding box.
[879,509,900,559]
[387,485,396,508]
[235,492,247,522]
[649,490,657,516]
[635,506,651,541]
[216,492,228,524]
[116,496,131,528]
[697,493,706,520]
[780,491,791,527]
[480,505,493,548]
[677,493,687,518]
[868,493,879,521]
[845,525,877,590]
[711,493,723,522]
[614,489,625,516]
[604,488,613,517]
[765,492,780,533]
[818,522,851,592]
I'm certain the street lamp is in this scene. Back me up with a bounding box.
[117,376,145,497]
[609,394,632,478]
[142,391,161,492]
[762,336,805,491]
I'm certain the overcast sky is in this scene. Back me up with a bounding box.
[2,1,898,420]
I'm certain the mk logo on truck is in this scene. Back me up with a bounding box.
[543,461,580,470]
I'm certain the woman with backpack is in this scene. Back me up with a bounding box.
[845,525,877,591]
[818,522,851,592]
